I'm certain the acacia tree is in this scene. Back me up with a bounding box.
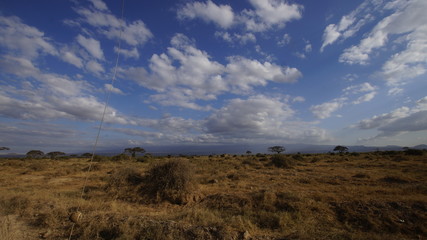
[124,147,146,158]
[333,145,349,154]
[268,146,285,154]
[26,150,45,159]
[46,151,66,160]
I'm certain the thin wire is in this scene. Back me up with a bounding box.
[68,0,125,239]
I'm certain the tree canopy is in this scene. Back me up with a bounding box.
[46,151,66,160]
[124,147,146,158]
[26,150,44,158]
[268,146,285,154]
[333,145,349,153]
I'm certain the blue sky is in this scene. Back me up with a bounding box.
[1,0,427,154]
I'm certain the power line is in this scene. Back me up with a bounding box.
[68,0,125,238]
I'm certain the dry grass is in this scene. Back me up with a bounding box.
[0,152,426,239]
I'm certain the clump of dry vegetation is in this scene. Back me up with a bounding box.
[104,159,197,205]
[0,151,426,239]
[271,154,294,168]
[142,159,196,204]
[104,167,144,202]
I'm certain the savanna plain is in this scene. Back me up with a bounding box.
[0,150,426,240]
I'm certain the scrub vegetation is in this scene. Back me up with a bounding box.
[0,150,426,239]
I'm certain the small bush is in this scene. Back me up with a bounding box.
[380,151,399,156]
[93,155,111,162]
[292,154,304,161]
[271,154,293,168]
[0,195,31,215]
[392,156,407,162]
[352,173,370,178]
[111,154,132,161]
[142,159,195,204]
[105,168,144,201]
[404,149,424,156]
[28,162,46,171]
[379,176,409,184]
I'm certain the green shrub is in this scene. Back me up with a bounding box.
[142,159,195,204]
[271,154,293,168]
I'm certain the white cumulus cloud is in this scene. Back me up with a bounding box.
[104,84,124,95]
[177,0,234,29]
[86,60,105,75]
[76,35,104,60]
[310,98,347,119]
[225,56,301,92]
[114,47,139,59]
[320,0,382,52]
[89,0,108,11]
[60,49,84,68]
[177,0,303,32]
[356,96,427,140]
[73,1,153,46]
[239,0,303,32]
[0,16,58,58]
[204,95,330,143]
[121,34,301,110]
[215,31,256,45]
[338,0,427,89]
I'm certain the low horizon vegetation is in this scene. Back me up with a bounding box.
[0,150,426,239]
[1,145,426,159]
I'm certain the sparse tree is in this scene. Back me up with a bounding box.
[124,147,146,158]
[268,146,285,154]
[0,147,10,151]
[246,150,252,155]
[333,145,349,154]
[26,150,44,159]
[46,151,66,160]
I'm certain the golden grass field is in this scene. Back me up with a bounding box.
[0,151,426,239]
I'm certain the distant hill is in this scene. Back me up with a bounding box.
[414,144,427,149]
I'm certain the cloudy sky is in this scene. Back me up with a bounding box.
[1,0,426,154]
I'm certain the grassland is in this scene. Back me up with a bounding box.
[0,151,426,239]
